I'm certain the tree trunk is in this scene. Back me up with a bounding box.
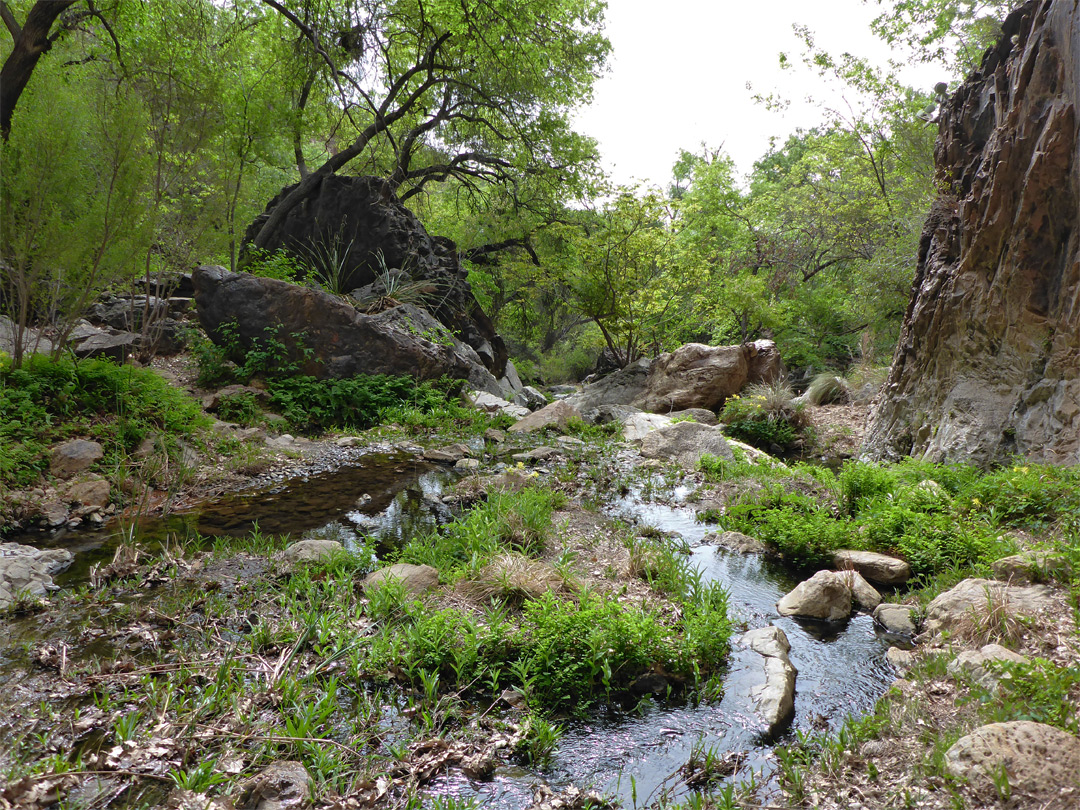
[0,0,78,140]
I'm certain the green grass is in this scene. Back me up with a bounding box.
[0,353,205,489]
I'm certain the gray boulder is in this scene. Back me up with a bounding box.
[1,543,74,609]
[508,400,581,434]
[639,421,735,470]
[947,643,1029,690]
[704,531,767,554]
[992,551,1071,585]
[777,570,852,621]
[873,603,918,636]
[923,578,1056,637]
[832,549,911,585]
[281,539,344,565]
[49,440,104,479]
[742,626,797,736]
[944,721,1080,806]
[235,760,312,810]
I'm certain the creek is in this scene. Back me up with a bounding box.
[2,451,898,807]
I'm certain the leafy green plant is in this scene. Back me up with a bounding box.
[719,381,808,453]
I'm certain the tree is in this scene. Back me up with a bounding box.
[0,0,78,140]
[246,0,609,250]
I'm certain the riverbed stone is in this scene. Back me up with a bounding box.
[777,570,852,621]
[885,646,916,674]
[49,439,104,479]
[455,458,480,471]
[281,539,343,565]
[992,551,1072,585]
[947,643,1029,689]
[467,390,530,419]
[837,569,882,611]
[364,563,440,596]
[65,477,111,509]
[622,412,672,442]
[508,400,581,434]
[832,549,911,584]
[704,530,767,554]
[0,543,74,609]
[922,578,1056,637]
[511,446,560,463]
[741,626,797,736]
[235,760,312,810]
[424,443,471,463]
[873,603,919,635]
[944,721,1080,806]
[639,421,735,470]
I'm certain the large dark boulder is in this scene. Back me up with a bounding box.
[863,0,1079,466]
[192,266,503,395]
[241,174,506,377]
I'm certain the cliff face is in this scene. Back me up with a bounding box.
[862,0,1079,467]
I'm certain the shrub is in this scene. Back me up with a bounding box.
[805,373,850,406]
[836,461,898,515]
[720,381,808,453]
[0,354,204,488]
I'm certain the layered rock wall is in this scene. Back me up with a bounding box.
[863,0,1079,466]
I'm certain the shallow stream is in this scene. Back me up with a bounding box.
[2,451,898,806]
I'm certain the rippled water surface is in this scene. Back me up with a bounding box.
[4,453,898,806]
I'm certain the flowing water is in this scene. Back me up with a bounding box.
[2,451,898,806]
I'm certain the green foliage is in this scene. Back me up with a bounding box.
[267,374,465,434]
[719,383,808,453]
[725,493,851,569]
[0,354,204,488]
[967,464,1080,529]
[243,248,303,282]
[970,658,1080,734]
[399,488,563,578]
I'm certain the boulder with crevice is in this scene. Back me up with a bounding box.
[776,570,852,622]
[241,174,506,376]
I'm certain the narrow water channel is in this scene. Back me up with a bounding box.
[2,452,897,807]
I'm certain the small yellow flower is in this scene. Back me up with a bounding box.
[971,497,981,507]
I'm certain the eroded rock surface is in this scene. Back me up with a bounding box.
[944,721,1080,807]
[242,174,506,376]
[193,267,502,395]
[0,543,74,609]
[742,626,797,736]
[363,563,440,596]
[862,0,1080,466]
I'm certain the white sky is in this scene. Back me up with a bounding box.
[573,0,946,189]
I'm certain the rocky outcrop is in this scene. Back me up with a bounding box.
[638,421,735,470]
[564,341,782,415]
[862,0,1080,467]
[922,577,1056,636]
[944,721,1080,807]
[992,550,1072,584]
[742,626,797,737]
[192,266,502,395]
[49,440,104,480]
[947,643,1029,690]
[1,543,73,610]
[242,174,506,376]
